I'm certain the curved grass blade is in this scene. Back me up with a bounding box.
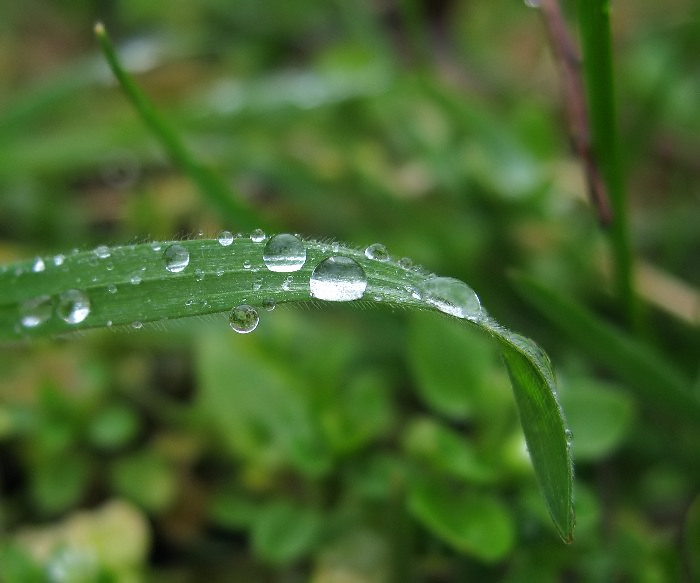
[0,236,575,541]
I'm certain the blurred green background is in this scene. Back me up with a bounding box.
[1,0,699,581]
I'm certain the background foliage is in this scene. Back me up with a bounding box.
[1,0,699,580]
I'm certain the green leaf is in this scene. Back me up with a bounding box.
[407,477,515,562]
[403,417,497,484]
[488,324,575,543]
[251,500,323,565]
[560,379,635,461]
[408,312,492,420]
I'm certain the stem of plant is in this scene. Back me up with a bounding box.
[576,1,639,329]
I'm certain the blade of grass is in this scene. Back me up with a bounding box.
[512,274,700,424]
[576,1,638,328]
[94,23,261,230]
[0,236,575,542]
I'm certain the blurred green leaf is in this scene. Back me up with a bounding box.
[196,329,331,476]
[88,404,140,451]
[403,417,497,484]
[251,500,323,565]
[109,451,176,512]
[408,312,492,420]
[32,453,91,515]
[407,477,514,562]
[560,379,635,461]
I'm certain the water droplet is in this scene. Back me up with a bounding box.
[263,233,307,273]
[243,260,251,270]
[373,294,382,302]
[524,0,540,7]
[94,245,111,259]
[105,262,114,271]
[262,298,276,311]
[164,244,189,273]
[282,276,293,291]
[195,268,204,281]
[32,257,45,273]
[106,320,113,327]
[107,284,118,294]
[151,243,162,252]
[130,273,142,285]
[215,268,224,277]
[309,256,367,301]
[20,295,53,328]
[250,229,266,243]
[229,304,259,333]
[218,230,234,246]
[252,278,263,291]
[364,243,389,261]
[57,289,91,324]
[398,257,413,269]
[53,254,65,267]
[405,285,422,300]
[132,321,143,329]
[420,277,481,320]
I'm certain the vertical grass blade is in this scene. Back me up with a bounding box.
[576,1,638,328]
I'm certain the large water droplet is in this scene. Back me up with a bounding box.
[263,233,306,272]
[57,289,91,324]
[164,244,189,273]
[229,304,259,333]
[218,230,234,246]
[364,243,389,261]
[309,256,367,301]
[250,229,266,243]
[20,295,53,328]
[420,277,481,320]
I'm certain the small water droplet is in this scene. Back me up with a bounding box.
[132,321,143,329]
[215,268,224,277]
[57,289,91,324]
[229,304,259,333]
[364,243,389,261]
[524,0,540,7]
[252,278,263,291]
[164,244,189,273]
[106,320,113,327]
[243,260,251,270]
[262,298,276,311]
[32,257,45,273]
[53,254,65,267]
[282,276,293,291]
[373,294,382,302]
[404,285,422,300]
[94,245,111,259]
[263,233,307,273]
[130,273,142,285]
[218,230,234,246]
[105,262,114,271]
[20,295,53,328]
[195,268,205,281]
[420,277,481,320]
[399,257,413,270]
[151,243,162,252]
[309,256,367,301]
[185,298,194,306]
[250,229,266,243]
